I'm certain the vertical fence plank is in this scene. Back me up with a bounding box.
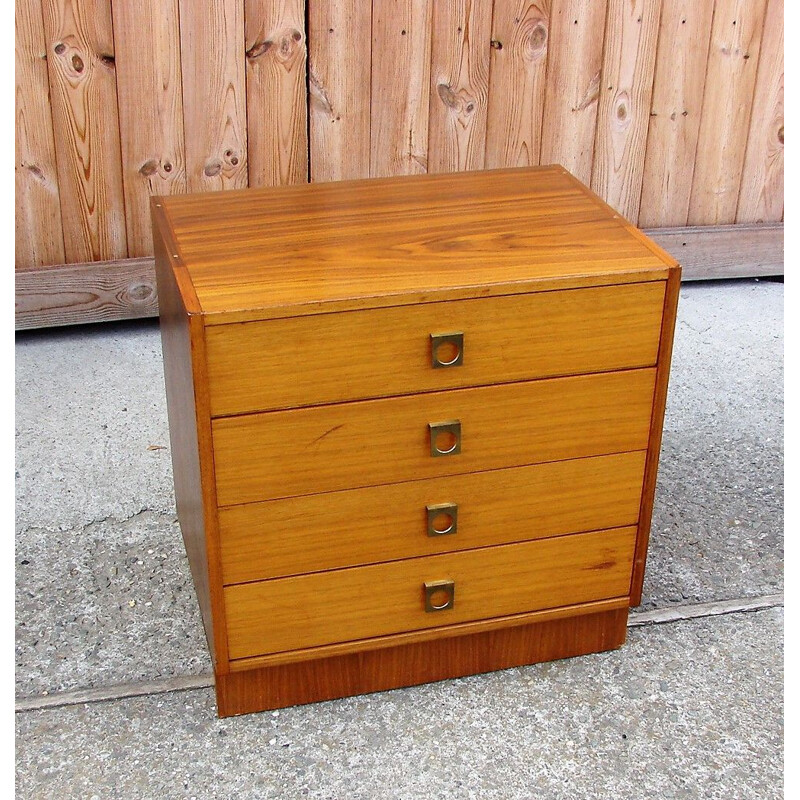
[15,0,65,268]
[113,0,185,258]
[428,0,492,174]
[485,0,550,170]
[591,0,661,222]
[179,0,248,192]
[737,0,783,223]
[370,0,433,178]
[688,0,767,225]
[245,0,308,187]
[539,0,607,184]
[308,1,372,182]
[41,0,127,263]
[638,0,714,228]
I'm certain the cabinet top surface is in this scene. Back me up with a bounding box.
[153,166,676,323]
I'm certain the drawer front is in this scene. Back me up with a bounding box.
[212,369,655,506]
[205,282,666,416]
[219,451,646,583]
[224,526,637,660]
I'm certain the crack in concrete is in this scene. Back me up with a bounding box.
[16,507,179,537]
[15,593,783,715]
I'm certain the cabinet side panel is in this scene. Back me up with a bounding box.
[153,214,218,663]
[630,264,681,605]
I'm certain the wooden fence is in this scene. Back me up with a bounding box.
[16,0,783,327]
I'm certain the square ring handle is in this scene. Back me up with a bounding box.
[428,420,461,457]
[424,580,455,612]
[426,502,458,537]
[430,332,464,368]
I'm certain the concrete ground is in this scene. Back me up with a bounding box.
[15,279,783,799]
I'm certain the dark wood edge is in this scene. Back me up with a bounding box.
[215,607,629,717]
[630,265,682,606]
[15,223,783,330]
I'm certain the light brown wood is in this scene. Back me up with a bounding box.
[179,0,248,192]
[427,0,492,173]
[630,264,680,605]
[216,606,629,715]
[212,369,656,506]
[112,0,185,258]
[308,0,371,182]
[219,451,646,584]
[41,0,127,263]
[370,0,433,177]
[224,526,637,659]
[245,0,308,187]
[152,204,231,670]
[15,0,65,268]
[158,166,668,323]
[591,0,662,222]
[205,281,665,415]
[539,0,608,184]
[485,0,549,169]
[688,0,767,225]
[737,0,783,223]
[638,0,715,228]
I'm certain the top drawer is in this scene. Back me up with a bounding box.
[204,281,666,416]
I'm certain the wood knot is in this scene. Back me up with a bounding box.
[54,43,66,55]
[127,283,154,303]
[71,54,84,73]
[778,125,784,145]
[490,39,503,50]
[246,40,272,59]
[204,160,222,177]
[99,53,115,67]
[437,83,459,109]
[163,161,173,172]
[139,159,159,177]
[224,150,240,167]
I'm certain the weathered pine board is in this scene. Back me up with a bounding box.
[591,0,662,222]
[179,0,248,192]
[308,1,372,182]
[427,0,492,173]
[245,0,308,187]
[485,0,550,170]
[112,0,185,258]
[539,0,608,184]
[688,0,767,225]
[15,0,65,268]
[370,0,433,177]
[638,0,715,228]
[737,0,783,223]
[41,0,127,263]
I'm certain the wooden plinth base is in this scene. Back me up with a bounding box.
[214,607,628,717]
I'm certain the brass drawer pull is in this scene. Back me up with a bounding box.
[424,580,455,612]
[428,420,461,457]
[426,502,458,536]
[430,332,464,368]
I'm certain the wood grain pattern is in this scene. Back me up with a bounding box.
[737,0,783,223]
[153,203,235,671]
[216,606,629,715]
[591,0,662,222]
[370,0,433,177]
[308,0,371,182]
[179,0,248,192]
[158,166,668,323]
[638,0,715,228]
[427,0,492,173]
[224,526,636,659]
[41,0,127,263]
[212,369,656,506]
[245,0,308,186]
[113,0,185,258]
[630,264,681,606]
[204,281,665,415]
[539,0,608,183]
[485,0,550,169]
[688,0,768,225]
[219,452,646,583]
[15,0,65,268]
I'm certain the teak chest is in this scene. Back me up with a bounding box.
[153,165,680,718]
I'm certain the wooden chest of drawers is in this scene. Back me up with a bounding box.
[152,165,680,718]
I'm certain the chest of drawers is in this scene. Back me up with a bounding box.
[152,165,679,718]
